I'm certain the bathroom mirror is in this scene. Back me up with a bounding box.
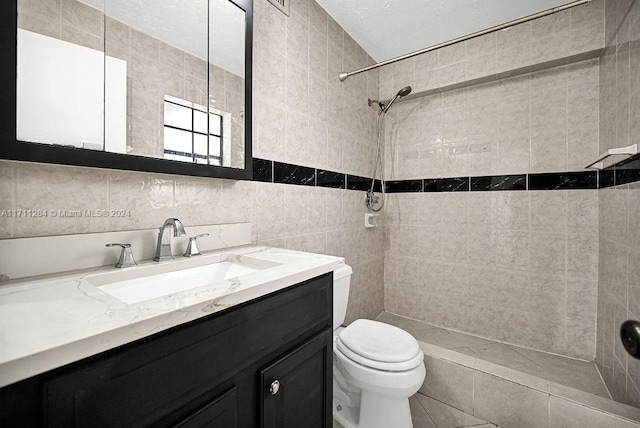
[0,0,252,180]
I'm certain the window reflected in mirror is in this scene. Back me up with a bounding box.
[15,0,246,170]
[163,96,224,166]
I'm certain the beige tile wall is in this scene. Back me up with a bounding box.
[380,0,605,360]
[383,60,600,178]
[384,189,599,359]
[380,0,605,179]
[596,0,640,408]
[3,0,385,322]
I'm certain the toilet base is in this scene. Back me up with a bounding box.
[333,389,413,428]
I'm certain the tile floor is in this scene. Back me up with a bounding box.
[376,311,611,399]
[334,393,496,428]
[409,393,497,428]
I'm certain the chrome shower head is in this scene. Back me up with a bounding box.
[382,85,412,113]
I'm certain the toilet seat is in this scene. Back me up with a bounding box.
[336,319,423,372]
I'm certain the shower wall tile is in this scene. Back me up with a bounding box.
[596,0,640,407]
[530,232,567,275]
[385,184,600,359]
[530,191,568,233]
[386,62,599,179]
[380,1,603,181]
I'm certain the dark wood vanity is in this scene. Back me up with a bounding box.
[0,273,333,427]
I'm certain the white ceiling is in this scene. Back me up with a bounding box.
[80,0,245,77]
[316,0,579,62]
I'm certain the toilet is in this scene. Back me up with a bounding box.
[332,265,426,428]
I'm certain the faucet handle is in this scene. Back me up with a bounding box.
[183,233,209,258]
[105,243,138,268]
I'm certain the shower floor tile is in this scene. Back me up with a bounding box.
[375,311,611,398]
[463,342,538,369]
[335,395,497,428]
[410,393,496,428]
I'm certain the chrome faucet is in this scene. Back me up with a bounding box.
[154,218,186,262]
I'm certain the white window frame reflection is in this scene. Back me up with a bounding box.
[162,95,223,166]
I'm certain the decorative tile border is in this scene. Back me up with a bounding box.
[471,175,526,191]
[425,177,470,192]
[528,171,597,190]
[252,156,640,192]
[346,174,382,192]
[386,179,422,193]
[252,158,272,183]
[317,169,345,189]
[599,154,640,188]
[273,161,315,186]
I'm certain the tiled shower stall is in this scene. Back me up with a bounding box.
[380,0,640,409]
[382,7,604,360]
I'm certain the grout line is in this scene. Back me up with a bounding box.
[506,343,541,367]
[593,360,614,400]
[413,393,439,427]
[547,391,551,428]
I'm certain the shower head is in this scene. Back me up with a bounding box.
[382,85,412,113]
[397,86,412,97]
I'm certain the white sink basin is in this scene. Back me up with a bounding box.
[86,256,281,304]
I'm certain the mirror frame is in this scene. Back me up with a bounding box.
[0,0,253,180]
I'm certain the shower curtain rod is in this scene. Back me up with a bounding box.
[338,0,591,82]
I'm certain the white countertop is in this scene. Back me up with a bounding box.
[0,246,344,388]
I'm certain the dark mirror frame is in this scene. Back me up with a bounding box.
[0,0,253,180]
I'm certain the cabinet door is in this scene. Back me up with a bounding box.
[173,386,237,428]
[260,329,332,428]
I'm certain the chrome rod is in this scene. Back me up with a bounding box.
[338,0,591,82]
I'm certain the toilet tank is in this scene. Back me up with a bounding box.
[333,264,353,330]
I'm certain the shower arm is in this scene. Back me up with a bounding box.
[338,0,591,82]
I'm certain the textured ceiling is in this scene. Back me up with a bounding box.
[80,0,245,77]
[316,0,579,62]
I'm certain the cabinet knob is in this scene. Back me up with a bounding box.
[269,380,280,395]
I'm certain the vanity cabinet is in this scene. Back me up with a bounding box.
[0,273,333,428]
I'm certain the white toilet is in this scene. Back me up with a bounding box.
[332,265,426,428]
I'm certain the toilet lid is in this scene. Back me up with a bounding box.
[337,319,422,364]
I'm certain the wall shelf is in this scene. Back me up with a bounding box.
[586,143,639,170]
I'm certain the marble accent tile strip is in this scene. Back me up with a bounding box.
[252,159,640,192]
[385,179,423,193]
[471,175,527,191]
[252,158,273,183]
[528,171,597,190]
[316,169,346,189]
[616,168,640,186]
[346,174,369,191]
[346,175,382,192]
[599,169,616,188]
[272,161,316,186]
[614,155,640,185]
[424,177,470,192]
